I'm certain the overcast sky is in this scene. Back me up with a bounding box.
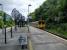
[0,0,46,17]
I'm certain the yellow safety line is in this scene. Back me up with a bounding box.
[28,40,33,50]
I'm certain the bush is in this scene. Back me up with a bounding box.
[0,19,4,28]
[47,23,67,37]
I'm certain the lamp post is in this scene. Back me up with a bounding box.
[27,4,31,32]
[10,26,12,38]
[0,4,7,44]
[3,12,7,44]
[2,4,7,44]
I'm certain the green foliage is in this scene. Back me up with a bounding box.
[47,23,67,37]
[6,18,14,27]
[0,11,3,16]
[0,11,14,28]
[30,0,67,23]
[0,19,4,28]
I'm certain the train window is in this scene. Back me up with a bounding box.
[42,22,45,24]
[38,21,41,24]
[38,20,45,24]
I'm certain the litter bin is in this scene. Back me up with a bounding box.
[18,35,28,49]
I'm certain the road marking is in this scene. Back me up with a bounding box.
[28,40,33,50]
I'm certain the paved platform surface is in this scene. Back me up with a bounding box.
[29,26,67,50]
[0,26,67,50]
[0,27,28,50]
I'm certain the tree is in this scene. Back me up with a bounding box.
[30,0,67,23]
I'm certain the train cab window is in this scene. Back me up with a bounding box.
[42,22,44,24]
[38,21,41,24]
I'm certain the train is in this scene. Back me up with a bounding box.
[38,20,45,30]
